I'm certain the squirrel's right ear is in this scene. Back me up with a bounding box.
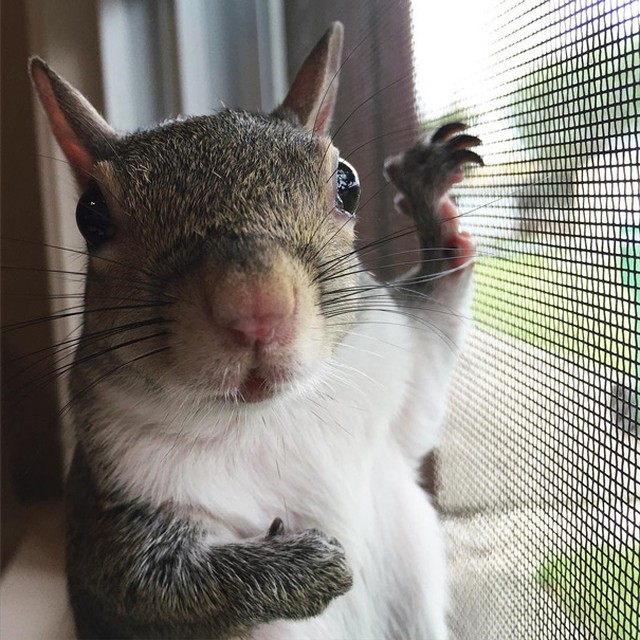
[29,57,118,190]
[274,22,344,137]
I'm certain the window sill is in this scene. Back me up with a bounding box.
[0,501,74,639]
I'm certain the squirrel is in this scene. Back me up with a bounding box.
[29,21,481,640]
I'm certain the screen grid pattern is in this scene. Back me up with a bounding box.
[428,1,639,638]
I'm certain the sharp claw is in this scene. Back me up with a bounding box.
[267,517,285,538]
[431,122,467,142]
[451,149,484,167]
[447,134,482,151]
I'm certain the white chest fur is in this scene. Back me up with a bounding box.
[81,304,446,640]
[91,308,413,532]
[83,308,448,639]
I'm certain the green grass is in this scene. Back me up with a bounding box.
[473,250,638,376]
[537,545,640,639]
[472,246,639,634]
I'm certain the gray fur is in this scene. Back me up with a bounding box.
[30,22,480,640]
[67,447,352,639]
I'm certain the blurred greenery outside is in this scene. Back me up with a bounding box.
[467,25,639,630]
[463,31,639,377]
[472,249,638,377]
[537,544,640,640]
[416,12,639,640]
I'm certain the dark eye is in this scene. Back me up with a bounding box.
[76,182,113,248]
[336,158,360,215]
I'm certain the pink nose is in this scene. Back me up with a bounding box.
[207,261,297,349]
[227,314,286,346]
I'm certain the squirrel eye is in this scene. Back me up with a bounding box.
[76,183,113,248]
[336,158,360,215]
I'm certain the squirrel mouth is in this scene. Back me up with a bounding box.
[222,365,298,404]
[236,370,277,403]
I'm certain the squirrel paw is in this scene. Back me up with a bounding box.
[264,522,353,619]
[384,122,482,272]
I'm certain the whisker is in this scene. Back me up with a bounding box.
[316,5,398,166]
[325,314,455,349]
[1,263,174,303]
[327,127,419,174]
[6,316,170,371]
[305,208,357,268]
[318,252,479,284]
[337,328,416,356]
[60,345,170,417]
[11,329,170,404]
[330,339,382,359]
[1,301,170,334]
[331,74,412,149]
[2,264,88,279]
[323,301,469,323]
[36,151,129,213]
[319,266,474,308]
[313,224,416,282]
[355,178,392,214]
[29,328,169,385]
[2,235,160,282]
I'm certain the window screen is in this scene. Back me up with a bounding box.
[1,1,636,637]
[410,1,639,638]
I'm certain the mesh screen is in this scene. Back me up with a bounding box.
[415,0,639,638]
[2,0,637,635]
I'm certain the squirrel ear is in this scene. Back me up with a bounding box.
[276,22,344,137]
[29,57,118,190]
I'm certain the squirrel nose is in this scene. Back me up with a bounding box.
[206,247,298,349]
[209,273,296,348]
[226,314,288,347]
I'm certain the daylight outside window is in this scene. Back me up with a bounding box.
[411,0,638,637]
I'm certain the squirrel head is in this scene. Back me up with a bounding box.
[30,23,363,406]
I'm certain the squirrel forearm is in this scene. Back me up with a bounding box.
[66,450,350,638]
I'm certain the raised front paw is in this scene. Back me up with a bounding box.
[384,123,482,273]
[265,520,353,619]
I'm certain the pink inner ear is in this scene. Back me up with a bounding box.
[313,101,334,137]
[32,66,95,189]
[62,141,95,185]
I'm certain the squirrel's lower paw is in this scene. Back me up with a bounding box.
[264,524,353,619]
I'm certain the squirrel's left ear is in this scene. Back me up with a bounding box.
[274,22,344,137]
[29,57,119,190]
